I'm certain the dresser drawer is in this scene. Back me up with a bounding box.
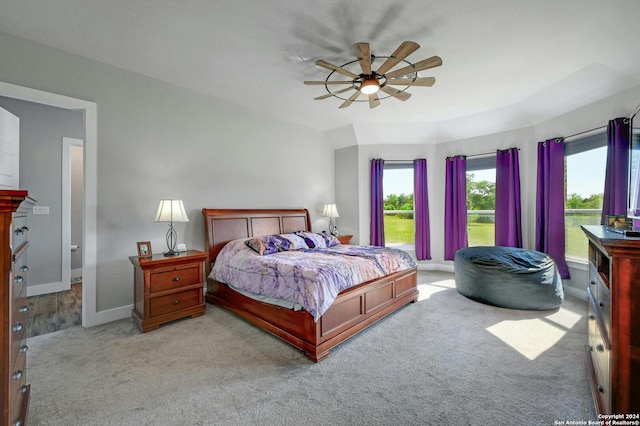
[9,351,28,426]
[11,213,28,250]
[10,294,28,362]
[11,250,28,305]
[588,297,611,414]
[149,264,201,293]
[149,288,201,317]
[9,347,27,410]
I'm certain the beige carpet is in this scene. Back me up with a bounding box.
[26,271,596,425]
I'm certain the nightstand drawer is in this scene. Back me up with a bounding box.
[149,264,201,293]
[149,288,201,317]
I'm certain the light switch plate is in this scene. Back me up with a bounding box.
[33,206,50,215]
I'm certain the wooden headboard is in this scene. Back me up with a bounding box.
[202,208,311,274]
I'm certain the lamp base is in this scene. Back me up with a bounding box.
[163,250,180,257]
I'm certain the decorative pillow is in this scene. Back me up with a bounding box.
[296,231,338,249]
[245,234,307,255]
[319,232,340,247]
[245,236,279,255]
[278,233,309,250]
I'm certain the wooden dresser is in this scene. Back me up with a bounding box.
[1,190,35,426]
[582,225,640,415]
[129,250,207,332]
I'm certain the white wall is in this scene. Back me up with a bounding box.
[0,31,334,317]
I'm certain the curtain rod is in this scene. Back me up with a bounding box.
[449,147,520,159]
[370,159,416,163]
[563,125,607,141]
[633,102,640,119]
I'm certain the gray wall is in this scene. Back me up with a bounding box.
[0,95,84,287]
[0,31,334,313]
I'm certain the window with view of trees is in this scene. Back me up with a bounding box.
[565,134,606,260]
[466,168,496,246]
[383,165,414,245]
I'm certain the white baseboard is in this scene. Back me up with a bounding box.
[90,304,132,327]
[27,281,71,297]
[416,262,455,273]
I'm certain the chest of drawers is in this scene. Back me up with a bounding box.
[1,190,35,426]
[129,250,207,332]
[582,225,640,415]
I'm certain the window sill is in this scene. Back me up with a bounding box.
[566,257,588,272]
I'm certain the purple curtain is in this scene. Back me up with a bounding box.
[601,117,630,223]
[414,159,431,260]
[444,156,467,260]
[495,148,523,247]
[536,138,570,279]
[370,159,385,246]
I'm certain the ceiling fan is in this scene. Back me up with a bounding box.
[303,41,442,109]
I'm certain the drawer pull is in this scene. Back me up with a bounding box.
[19,305,28,313]
[19,385,28,394]
[596,344,605,352]
[172,300,180,305]
[13,420,23,426]
[599,300,606,307]
[20,265,29,272]
[13,370,23,380]
[14,275,24,284]
[13,323,24,332]
[172,276,181,282]
[590,280,596,285]
[598,384,605,394]
[19,345,28,353]
[588,314,596,321]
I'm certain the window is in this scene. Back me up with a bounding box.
[466,156,496,247]
[564,133,606,260]
[383,163,414,246]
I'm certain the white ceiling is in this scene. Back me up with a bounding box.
[2,0,640,145]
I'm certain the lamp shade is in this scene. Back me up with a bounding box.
[154,199,189,223]
[322,203,340,218]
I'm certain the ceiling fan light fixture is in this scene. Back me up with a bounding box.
[360,78,380,95]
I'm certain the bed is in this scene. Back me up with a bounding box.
[203,208,419,362]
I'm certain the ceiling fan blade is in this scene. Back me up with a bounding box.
[379,86,411,102]
[385,56,443,79]
[314,87,354,100]
[386,77,435,87]
[339,91,362,109]
[354,42,372,75]
[375,41,420,75]
[304,80,354,85]
[368,93,381,109]
[315,59,359,78]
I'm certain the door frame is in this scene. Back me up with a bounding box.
[62,137,83,293]
[0,81,98,327]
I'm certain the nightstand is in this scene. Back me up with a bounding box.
[129,249,207,332]
[336,234,353,244]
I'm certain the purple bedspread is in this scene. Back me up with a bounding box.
[209,239,416,321]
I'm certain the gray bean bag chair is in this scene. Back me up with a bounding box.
[454,246,564,310]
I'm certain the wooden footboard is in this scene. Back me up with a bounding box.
[206,267,418,362]
[202,208,419,362]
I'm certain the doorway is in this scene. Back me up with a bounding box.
[0,81,98,327]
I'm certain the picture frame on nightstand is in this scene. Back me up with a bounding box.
[137,241,152,257]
